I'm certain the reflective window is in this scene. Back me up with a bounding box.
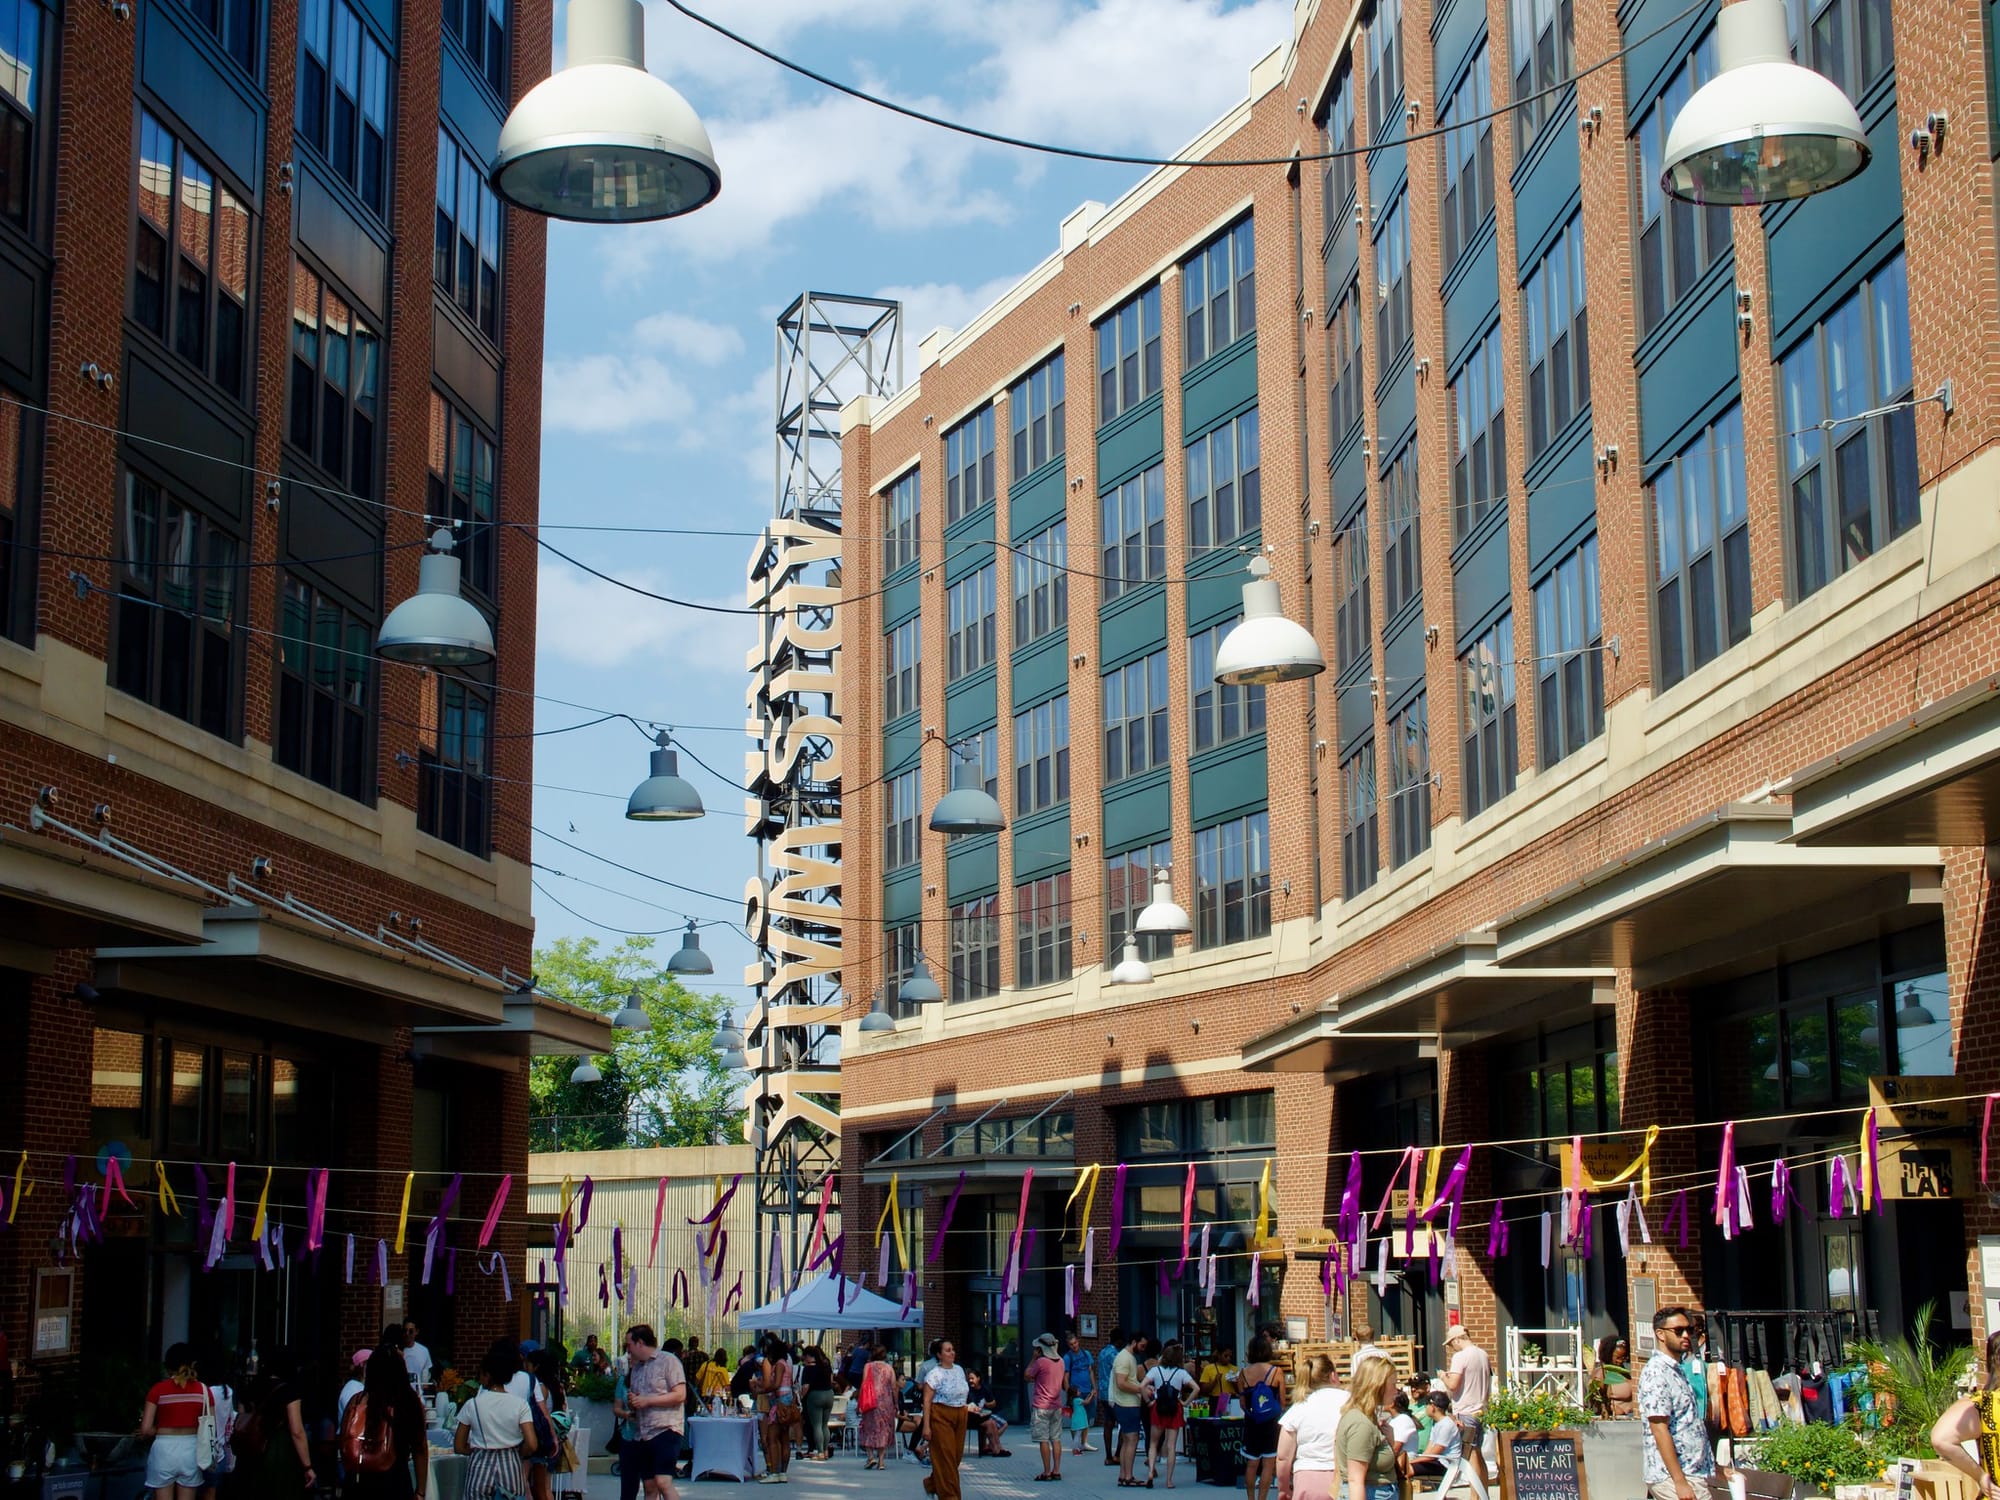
[1651,403,1749,689]
[1009,351,1067,479]
[1182,217,1256,369]
[276,574,373,802]
[1460,613,1518,817]
[132,110,252,401]
[114,472,241,740]
[1095,285,1162,424]
[1195,811,1271,949]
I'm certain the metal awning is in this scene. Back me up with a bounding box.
[1493,804,1941,988]
[413,991,615,1067]
[1239,934,1611,1079]
[860,1156,1076,1188]
[1787,676,2000,847]
[97,905,512,1040]
[0,822,214,969]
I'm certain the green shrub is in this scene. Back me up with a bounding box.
[1850,1300,1976,1459]
[574,1370,618,1403]
[1481,1385,1594,1432]
[1745,1423,1884,1489]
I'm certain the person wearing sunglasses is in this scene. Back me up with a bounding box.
[1639,1309,1718,1500]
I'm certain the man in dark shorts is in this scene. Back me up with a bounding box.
[625,1324,689,1499]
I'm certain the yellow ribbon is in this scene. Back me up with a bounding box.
[250,1165,274,1241]
[155,1161,182,1218]
[7,1151,26,1223]
[393,1171,415,1254]
[1586,1125,1661,1203]
[875,1172,898,1248]
[1255,1160,1273,1242]
[1066,1164,1103,1238]
[1858,1108,1877,1211]
[1420,1147,1443,1215]
[561,1174,577,1223]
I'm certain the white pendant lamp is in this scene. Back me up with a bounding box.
[1661,0,1868,206]
[569,1057,603,1085]
[377,528,495,666]
[494,0,721,223]
[613,990,650,1030]
[626,731,704,821]
[714,1015,744,1051]
[929,746,1006,834]
[1135,867,1192,936]
[1214,556,1325,685]
[667,920,715,975]
[1108,939,1154,987]
[898,956,944,1006]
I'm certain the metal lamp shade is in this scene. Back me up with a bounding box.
[1213,557,1325,685]
[613,996,650,1030]
[627,745,704,821]
[859,1005,897,1033]
[569,1058,603,1085]
[1108,939,1154,987]
[377,546,495,666]
[719,1046,747,1071]
[898,958,944,1006]
[667,925,714,975]
[1135,867,1192,935]
[493,0,721,222]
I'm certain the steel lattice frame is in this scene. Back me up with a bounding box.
[743,293,901,1303]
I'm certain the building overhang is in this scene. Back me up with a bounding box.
[1239,934,1611,1078]
[413,991,615,1069]
[96,905,511,1041]
[1786,676,2000,848]
[1493,804,1942,989]
[0,823,213,970]
[859,1157,1076,1189]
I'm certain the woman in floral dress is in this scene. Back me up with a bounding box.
[858,1345,900,1470]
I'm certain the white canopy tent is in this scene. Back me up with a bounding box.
[736,1273,921,1332]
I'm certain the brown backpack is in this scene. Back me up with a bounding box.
[340,1394,399,1476]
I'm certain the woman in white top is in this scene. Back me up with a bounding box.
[1276,1354,1346,1500]
[1144,1344,1201,1489]
[455,1341,539,1500]
[920,1340,971,1500]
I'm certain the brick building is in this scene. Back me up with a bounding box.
[833,0,2000,1416]
[0,0,599,1408]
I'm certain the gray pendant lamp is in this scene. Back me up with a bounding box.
[1213,556,1325,685]
[714,1014,744,1051]
[667,921,714,976]
[569,1057,603,1084]
[898,956,944,1006]
[494,0,721,223]
[719,1046,747,1071]
[1661,0,1868,205]
[929,744,1006,834]
[377,528,495,666]
[613,989,649,1030]
[627,730,704,821]
[1135,867,1192,936]
[858,988,897,1033]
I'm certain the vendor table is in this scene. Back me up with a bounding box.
[688,1414,762,1482]
[1188,1416,1246,1487]
[429,1451,466,1500]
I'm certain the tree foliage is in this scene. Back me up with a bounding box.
[526,934,742,1152]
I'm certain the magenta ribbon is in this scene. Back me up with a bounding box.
[478,1175,511,1250]
[1421,1147,1474,1239]
[1828,1155,1851,1218]
[1487,1200,1509,1258]
[1983,1096,1997,1186]
[1661,1189,1691,1248]
[100,1156,134,1217]
[1576,1193,1594,1257]
[574,1177,595,1232]
[306,1168,330,1253]
[345,1233,355,1283]
[1769,1159,1791,1224]
[1568,1134,1585,1239]
[650,1176,669,1267]
[929,1170,966,1265]
[1337,1152,1363,1247]
[1713,1122,1737,1231]
[1108,1165,1128,1257]
[613,1224,625,1294]
[1177,1163,1196,1275]
[221,1161,237,1240]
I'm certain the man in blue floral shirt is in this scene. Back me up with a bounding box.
[1640,1307,1716,1500]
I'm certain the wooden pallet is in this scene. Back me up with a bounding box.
[1286,1337,1420,1382]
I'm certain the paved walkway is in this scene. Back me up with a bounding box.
[579,1441,1203,1500]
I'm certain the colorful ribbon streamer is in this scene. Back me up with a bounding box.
[1661,1188,1691,1248]
[1083,1228,1094,1291]
[1713,1122,1737,1231]
[249,1164,273,1242]
[1983,1095,1998,1187]
[305,1168,329,1252]
[930,1171,967,1265]
[1486,1200,1509,1258]
[1337,1151,1362,1248]
[154,1161,181,1218]
[1255,1160,1273,1243]
[221,1161,237,1240]
[478,1175,511,1250]
[101,1156,134,1218]
[7,1151,26,1224]
[1176,1163,1196,1275]
[1860,1107,1882,1214]
[392,1171,415,1255]
[1065,1164,1102,1238]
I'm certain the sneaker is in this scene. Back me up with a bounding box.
[758,1474,784,1484]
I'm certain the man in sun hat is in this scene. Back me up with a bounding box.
[1027,1332,1068,1480]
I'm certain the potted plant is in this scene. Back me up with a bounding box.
[1484,1384,1639,1500]
[1850,1300,1976,1462]
[569,1368,620,1451]
[1741,1422,1885,1499]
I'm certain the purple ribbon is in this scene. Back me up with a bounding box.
[1486,1200,1509,1258]
[1661,1189,1691,1248]
[1829,1156,1852,1219]
[1770,1159,1791,1224]
[345,1233,355,1283]
[899,1269,917,1318]
[1108,1165,1128,1258]
[1421,1148,1474,1239]
[930,1171,966,1265]
[1337,1151,1363,1248]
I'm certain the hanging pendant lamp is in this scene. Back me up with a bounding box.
[898,956,944,1006]
[1135,867,1192,936]
[1213,556,1325,685]
[377,528,495,666]
[627,731,704,821]
[667,920,715,975]
[1108,939,1154,987]
[929,744,1006,834]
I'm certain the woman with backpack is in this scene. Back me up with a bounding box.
[1236,1335,1288,1500]
[340,1346,429,1499]
[223,1349,314,1498]
[1143,1343,1199,1489]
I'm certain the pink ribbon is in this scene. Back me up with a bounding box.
[1177,1163,1196,1275]
[100,1156,134,1218]
[1372,1146,1421,1232]
[650,1176,670,1267]
[1770,1159,1791,1224]
[1337,1152,1363,1247]
[306,1169,330,1253]
[1108,1165,1128,1257]
[221,1161,237,1240]
[478,1174,511,1250]
[930,1171,966,1264]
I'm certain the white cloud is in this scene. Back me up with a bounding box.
[877,273,1033,353]
[630,310,746,365]
[541,353,697,437]
[536,563,757,674]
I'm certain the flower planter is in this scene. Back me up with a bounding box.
[570,1397,618,1453]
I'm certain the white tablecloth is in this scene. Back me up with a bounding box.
[688,1415,762,1481]
[553,1425,592,1497]
[429,1452,465,1500]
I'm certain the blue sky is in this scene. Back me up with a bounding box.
[527,0,1291,1006]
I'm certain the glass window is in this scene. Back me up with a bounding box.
[1009,350,1067,479]
[114,472,241,740]
[1651,402,1750,689]
[1095,285,1162,425]
[1533,533,1604,766]
[426,390,497,599]
[132,110,252,401]
[943,404,996,525]
[435,126,502,341]
[1013,695,1070,815]
[1106,840,1173,963]
[1182,216,1256,369]
[1326,278,1365,449]
[1373,193,1411,364]
[219,1051,258,1154]
[1012,521,1067,648]
[1780,252,1918,600]
[1367,0,1405,143]
[1186,409,1261,552]
[1342,739,1379,896]
[1510,0,1577,156]
[884,616,919,721]
[0,390,41,646]
[288,260,382,499]
[1784,0,1895,101]
[167,1042,205,1151]
[276,574,373,802]
[298,0,388,218]
[0,0,48,227]
[1194,811,1271,949]
[1320,69,1359,233]
[1190,620,1266,753]
[1015,872,1073,987]
[884,769,919,873]
[90,1029,150,1150]
[1099,462,1167,600]
[1382,439,1420,619]
[1633,30,1731,337]
[1102,650,1169,784]
[417,676,491,856]
[948,894,1000,1002]
[1452,327,1507,540]
[882,469,920,574]
[1460,613,1519,817]
[445,0,509,97]
[1335,506,1372,675]
[271,1057,332,1166]
[175,0,260,76]
[1523,215,1591,461]
[945,564,996,682]
[1438,42,1495,269]
[1389,693,1431,866]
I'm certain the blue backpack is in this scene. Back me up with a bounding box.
[1246,1371,1282,1422]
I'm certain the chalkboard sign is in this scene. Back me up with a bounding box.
[1498,1430,1590,1500]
